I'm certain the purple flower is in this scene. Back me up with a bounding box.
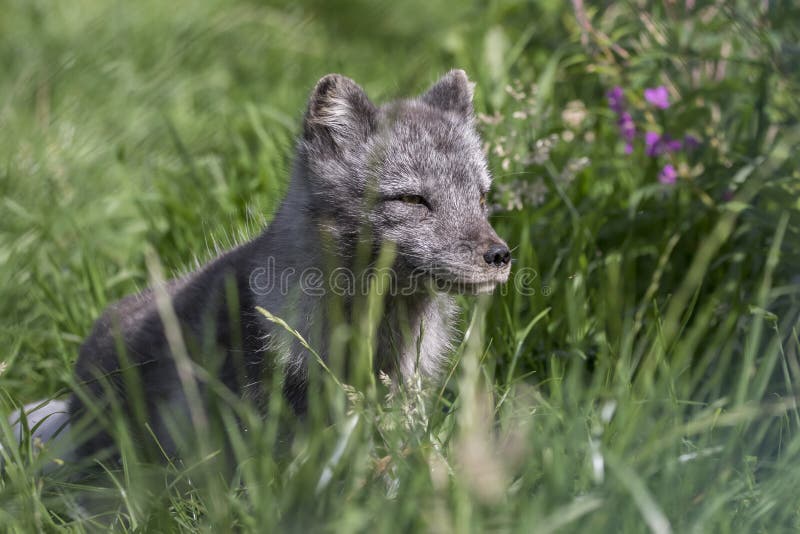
[618,112,636,144]
[658,164,677,184]
[645,132,662,156]
[608,86,638,154]
[684,135,700,150]
[644,86,670,109]
[665,136,683,152]
[607,86,625,114]
[645,132,682,157]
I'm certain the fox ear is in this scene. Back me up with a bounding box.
[303,74,377,149]
[421,69,475,117]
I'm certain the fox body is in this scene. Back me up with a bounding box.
[9,70,511,462]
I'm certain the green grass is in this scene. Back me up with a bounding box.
[2,0,800,531]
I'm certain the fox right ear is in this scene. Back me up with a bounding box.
[421,69,475,117]
[303,74,377,150]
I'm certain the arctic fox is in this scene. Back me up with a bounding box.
[7,70,511,463]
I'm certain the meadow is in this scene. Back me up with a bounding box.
[1,0,799,531]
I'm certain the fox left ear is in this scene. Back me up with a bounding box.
[303,74,377,150]
[421,69,475,117]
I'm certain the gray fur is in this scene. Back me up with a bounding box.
[15,70,510,462]
[2,400,75,475]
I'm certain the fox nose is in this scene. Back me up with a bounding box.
[483,243,511,266]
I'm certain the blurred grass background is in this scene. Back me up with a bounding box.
[1,0,800,531]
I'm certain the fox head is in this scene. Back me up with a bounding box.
[298,70,510,294]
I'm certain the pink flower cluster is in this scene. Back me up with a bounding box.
[608,85,700,185]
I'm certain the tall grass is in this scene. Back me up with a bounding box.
[1,0,799,531]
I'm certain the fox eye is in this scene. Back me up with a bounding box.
[479,193,487,209]
[400,194,426,206]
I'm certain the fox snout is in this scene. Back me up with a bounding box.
[476,223,511,271]
[438,224,511,294]
[483,242,511,267]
